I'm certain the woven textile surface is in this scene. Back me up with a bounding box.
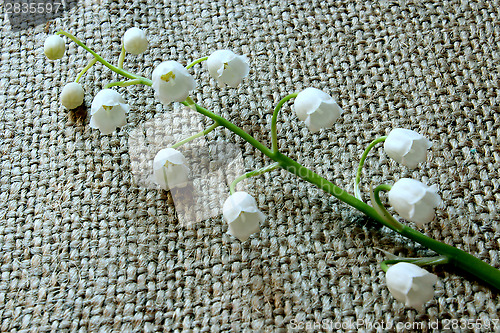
[1,0,500,331]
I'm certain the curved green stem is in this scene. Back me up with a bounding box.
[230,162,280,194]
[370,184,404,232]
[118,44,126,69]
[57,30,152,85]
[354,136,387,200]
[271,93,298,153]
[186,56,208,70]
[75,57,98,83]
[380,256,450,272]
[104,79,149,89]
[171,122,219,149]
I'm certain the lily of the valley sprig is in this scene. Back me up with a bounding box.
[44,28,500,311]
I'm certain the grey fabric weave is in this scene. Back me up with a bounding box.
[1,0,499,331]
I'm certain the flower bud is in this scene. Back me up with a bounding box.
[60,82,84,109]
[152,61,196,104]
[89,89,129,135]
[222,192,265,241]
[294,87,343,133]
[388,178,441,226]
[207,50,249,88]
[123,27,148,55]
[386,262,438,311]
[44,35,65,60]
[384,128,432,168]
[153,148,189,190]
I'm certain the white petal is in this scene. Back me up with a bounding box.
[44,35,65,60]
[384,129,413,164]
[222,192,263,224]
[153,148,189,190]
[294,87,324,121]
[386,263,414,303]
[165,164,190,189]
[220,56,250,87]
[91,89,127,115]
[152,61,196,104]
[207,50,249,88]
[89,104,128,135]
[405,273,438,309]
[304,115,321,133]
[386,262,437,310]
[227,211,262,241]
[60,82,84,109]
[384,128,432,168]
[153,148,188,171]
[294,88,341,133]
[425,185,442,207]
[305,100,342,132]
[388,178,441,226]
[207,50,237,77]
[123,27,148,55]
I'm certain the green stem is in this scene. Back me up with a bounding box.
[186,56,208,70]
[183,98,500,290]
[230,162,280,194]
[183,98,274,157]
[380,256,449,272]
[104,79,148,89]
[75,57,98,83]
[57,30,152,85]
[171,122,219,149]
[354,136,387,200]
[118,44,126,69]
[271,93,298,153]
[371,184,404,232]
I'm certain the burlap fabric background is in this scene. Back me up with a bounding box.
[1,0,499,331]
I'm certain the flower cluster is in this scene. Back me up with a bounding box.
[382,128,441,226]
[43,27,492,313]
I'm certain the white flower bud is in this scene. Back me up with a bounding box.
[386,262,438,311]
[388,178,442,226]
[123,27,148,55]
[152,61,196,104]
[89,89,129,135]
[222,192,265,241]
[44,35,65,60]
[60,82,84,109]
[294,87,343,133]
[207,50,249,88]
[384,128,432,168]
[153,148,189,190]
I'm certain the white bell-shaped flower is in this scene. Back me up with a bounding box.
[386,262,438,311]
[153,148,190,190]
[384,128,432,168]
[222,192,265,241]
[89,89,129,135]
[152,61,196,104]
[294,87,343,133]
[60,82,84,109]
[44,35,65,60]
[388,178,442,226]
[207,50,249,88]
[123,27,148,55]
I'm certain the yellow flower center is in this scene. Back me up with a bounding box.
[161,71,176,82]
[103,105,113,111]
